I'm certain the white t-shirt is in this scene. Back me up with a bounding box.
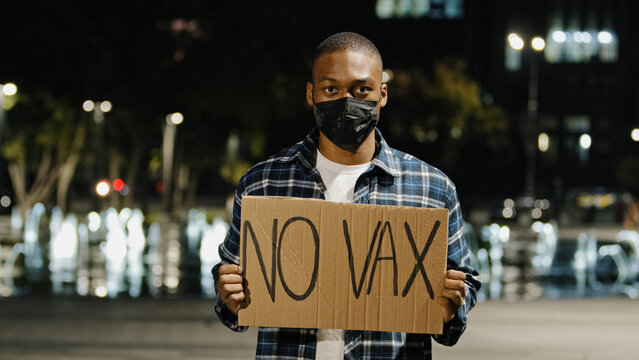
[314,149,371,360]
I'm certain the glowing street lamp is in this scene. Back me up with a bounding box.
[0,82,19,142]
[83,99,112,123]
[168,112,183,125]
[96,180,111,197]
[162,112,184,211]
[579,133,592,150]
[631,128,639,142]
[505,33,547,198]
[538,132,549,152]
[1,83,17,96]
[531,37,546,51]
[508,33,524,50]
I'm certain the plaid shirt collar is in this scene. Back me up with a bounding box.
[289,127,401,179]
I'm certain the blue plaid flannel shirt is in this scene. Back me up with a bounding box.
[213,127,480,359]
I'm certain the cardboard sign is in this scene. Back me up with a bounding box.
[238,196,448,334]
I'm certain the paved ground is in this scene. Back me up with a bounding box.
[1,296,638,360]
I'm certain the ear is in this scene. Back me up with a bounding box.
[306,82,314,107]
[379,83,388,108]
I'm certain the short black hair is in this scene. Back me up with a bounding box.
[312,32,383,76]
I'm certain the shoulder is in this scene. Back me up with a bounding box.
[390,146,456,192]
[236,142,304,193]
[384,145,459,208]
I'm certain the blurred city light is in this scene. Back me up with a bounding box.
[504,198,515,208]
[538,132,549,152]
[96,180,111,197]
[112,178,125,192]
[82,100,95,112]
[167,112,184,125]
[508,33,524,50]
[0,195,11,208]
[100,101,112,113]
[579,133,592,149]
[551,30,566,43]
[631,128,639,142]
[382,69,394,83]
[87,211,101,232]
[531,208,542,219]
[2,83,17,96]
[531,37,545,51]
[597,31,613,44]
[502,207,514,218]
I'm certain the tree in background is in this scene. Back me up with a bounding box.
[385,58,509,194]
[1,92,86,217]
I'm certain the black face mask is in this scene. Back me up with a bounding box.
[314,97,378,152]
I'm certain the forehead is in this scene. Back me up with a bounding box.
[312,50,382,82]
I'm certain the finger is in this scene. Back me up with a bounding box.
[221,283,244,294]
[441,288,464,307]
[219,264,243,275]
[228,292,245,304]
[446,270,466,281]
[218,274,243,286]
[443,279,467,296]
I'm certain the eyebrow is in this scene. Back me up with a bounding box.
[317,76,375,84]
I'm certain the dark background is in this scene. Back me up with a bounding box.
[1,0,637,217]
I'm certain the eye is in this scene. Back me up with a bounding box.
[323,86,336,94]
[354,86,372,94]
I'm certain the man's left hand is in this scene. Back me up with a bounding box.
[438,269,467,323]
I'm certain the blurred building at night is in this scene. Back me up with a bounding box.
[355,0,638,212]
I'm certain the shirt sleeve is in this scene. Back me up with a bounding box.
[212,187,249,332]
[432,185,481,346]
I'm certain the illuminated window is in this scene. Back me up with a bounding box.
[376,0,464,19]
[543,2,618,64]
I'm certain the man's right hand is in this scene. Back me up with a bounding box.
[217,264,249,315]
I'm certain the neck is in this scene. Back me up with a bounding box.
[317,131,376,165]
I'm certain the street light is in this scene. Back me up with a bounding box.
[507,33,545,197]
[579,134,592,149]
[84,100,112,207]
[631,128,639,142]
[508,33,524,50]
[83,99,111,123]
[0,82,18,142]
[531,37,546,51]
[162,112,184,211]
[2,83,17,96]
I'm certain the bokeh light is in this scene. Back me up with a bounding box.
[631,128,639,142]
[113,178,125,192]
[597,31,613,44]
[96,180,111,197]
[168,112,184,125]
[531,37,546,51]
[538,132,549,152]
[579,134,592,149]
[0,195,11,208]
[2,83,17,96]
[551,30,566,43]
[508,33,524,50]
[82,100,95,112]
[100,101,112,112]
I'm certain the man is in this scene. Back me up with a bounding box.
[213,31,480,359]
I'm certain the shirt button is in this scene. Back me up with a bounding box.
[309,330,316,335]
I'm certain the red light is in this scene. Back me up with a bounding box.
[113,178,125,192]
